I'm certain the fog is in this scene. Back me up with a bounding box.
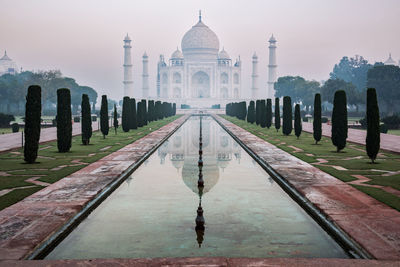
[1,0,399,102]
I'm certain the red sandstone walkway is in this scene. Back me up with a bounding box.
[0,115,189,260]
[214,115,400,260]
[0,122,100,153]
[302,122,400,154]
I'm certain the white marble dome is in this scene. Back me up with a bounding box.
[181,18,219,58]
[218,48,230,59]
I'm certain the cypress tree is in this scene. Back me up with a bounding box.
[113,103,118,134]
[255,100,261,125]
[130,98,138,129]
[266,99,272,128]
[294,104,302,139]
[81,94,92,145]
[173,103,176,115]
[100,95,109,138]
[366,88,380,163]
[57,88,72,152]
[155,101,161,120]
[260,100,266,128]
[24,85,41,163]
[331,90,348,152]
[122,96,130,132]
[247,101,255,123]
[313,93,322,144]
[142,100,148,125]
[275,97,280,132]
[147,100,153,122]
[282,96,292,135]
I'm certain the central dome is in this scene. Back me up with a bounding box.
[181,16,219,59]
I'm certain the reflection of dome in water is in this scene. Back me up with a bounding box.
[182,157,219,195]
[171,153,184,169]
[191,118,210,148]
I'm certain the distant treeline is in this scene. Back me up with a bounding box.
[0,70,97,115]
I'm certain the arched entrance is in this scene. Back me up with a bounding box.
[191,71,210,98]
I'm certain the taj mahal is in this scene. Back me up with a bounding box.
[123,12,278,107]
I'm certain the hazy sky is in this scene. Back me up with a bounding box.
[1,0,399,101]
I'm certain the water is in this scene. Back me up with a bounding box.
[46,116,349,259]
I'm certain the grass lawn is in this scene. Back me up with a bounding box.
[0,115,181,210]
[388,129,400,136]
[221,115,400,211]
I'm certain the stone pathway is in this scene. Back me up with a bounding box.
[214,115,400,260]
[0,257,399,266]
[0,115,189,260]
[302,122,400,154]
[0,121,99,153]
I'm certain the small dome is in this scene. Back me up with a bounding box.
[0,51,18,76]
[218,48,230,59]
[384,53,396,65]
[171,48,183,59]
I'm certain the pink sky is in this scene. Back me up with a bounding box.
[1,0,399,102]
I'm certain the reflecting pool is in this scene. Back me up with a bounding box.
[46,116,349,259]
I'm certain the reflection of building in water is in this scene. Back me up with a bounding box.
[157,116,241,194]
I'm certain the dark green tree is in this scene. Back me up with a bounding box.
[294,104,302,139]
[282,96,292,135]
[155,101,162,120]
[274,97,280,132]
[256,100,261,125]
[321,78,362,110]
[122,96,130,132]
[173,103,176,115]
[113,103,118,134]
[137,101,143,127]
[367,65,400,115]
[130,98,138,129]
[57,88,72,152]
[266,99,272,128]
[142,99,148,125]
[247,101,255,123]
[260,100,266,128]
[313,93,322,144]
[100,95,109,138]
[366,88,380,163]
[81,94,92,145]
[24,85,41,163]
[331,90,348,152]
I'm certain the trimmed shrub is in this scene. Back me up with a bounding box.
[266,99,272,128]
[142,99,148,126]
[282,96,292,135]
[260,100,266,128]
[256,100,261,125]
[100,95,109,138]
[122,96,130,132]
[366,88,380,163]
[0,113,15,127]
[380,123,388,133]
[381,115,400,129]
[173,103,176,115]
[57,88,72,153]
[247,101,255,123]
[155,101,162,120]
[130,98,138,129]
[313,93,322,144]
[275,97,280,132]
[81,94,92,145]
[321,117,329,123]
[11,123,19,133]
[331,90,348,152]
[73,117,80,122]
[24,85,41,163]
[303,117,308,122]
[113,103,118,134]
[294,104,302,139]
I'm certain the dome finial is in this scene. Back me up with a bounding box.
[199,10,202,22]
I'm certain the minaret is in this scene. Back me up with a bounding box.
[142,52,149,98]
[267,34,277,99]
[251,52,258,99]
[123,34,133,97]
